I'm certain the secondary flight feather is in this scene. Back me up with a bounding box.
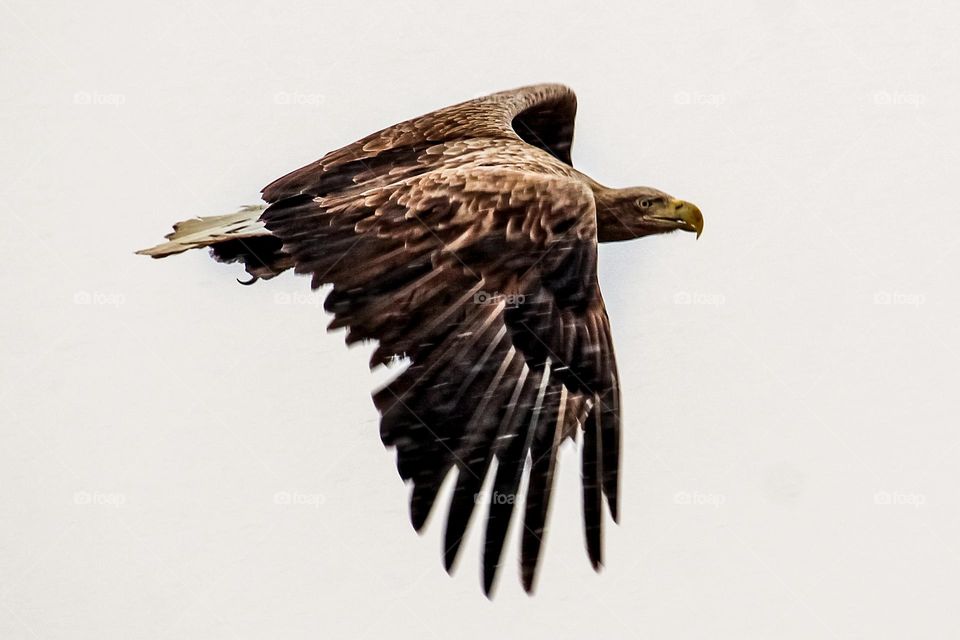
[138,83,703,595]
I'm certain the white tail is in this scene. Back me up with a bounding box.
[136,205,269,258]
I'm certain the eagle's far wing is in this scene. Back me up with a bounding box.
[261,167,620,594]
[260,83,578,203]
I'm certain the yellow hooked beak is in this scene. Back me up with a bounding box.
[647,199,704,238]
[671,199,704,238]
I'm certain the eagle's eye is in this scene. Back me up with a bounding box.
[639,199,652,209]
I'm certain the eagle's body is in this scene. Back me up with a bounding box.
[139,84,702,595]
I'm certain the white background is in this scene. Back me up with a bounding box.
[2,1,959,638]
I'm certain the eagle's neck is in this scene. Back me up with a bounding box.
[584,178,636,243]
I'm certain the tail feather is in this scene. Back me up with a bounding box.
[137,205,292,280]
[136,205,268,258]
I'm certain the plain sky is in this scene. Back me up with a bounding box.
[2,0,959,638]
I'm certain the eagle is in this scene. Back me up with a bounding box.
[138,83,703,595]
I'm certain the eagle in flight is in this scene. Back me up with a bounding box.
[139,84,703,595]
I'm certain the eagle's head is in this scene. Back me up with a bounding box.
[595,186,703,242]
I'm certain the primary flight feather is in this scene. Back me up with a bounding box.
[138,83,703,595]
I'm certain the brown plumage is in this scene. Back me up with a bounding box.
[138,83,703,596]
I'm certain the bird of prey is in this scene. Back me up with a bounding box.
[138,83,703,596]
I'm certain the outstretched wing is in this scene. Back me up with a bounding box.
[260,83,578,204]
[262,164,621,595]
